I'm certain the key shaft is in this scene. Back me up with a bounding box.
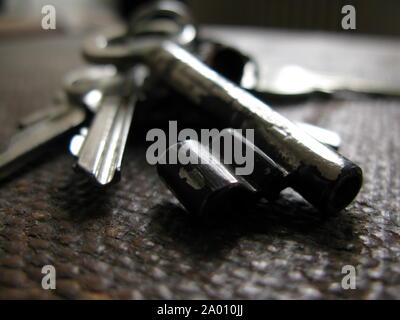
[72,94,135,185]
[70,66,148,186]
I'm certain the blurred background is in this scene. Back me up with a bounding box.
[0,0,398,36]
[189,0,399,36]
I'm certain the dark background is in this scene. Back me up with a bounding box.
[0,0,399,37]
[188,0,399,36]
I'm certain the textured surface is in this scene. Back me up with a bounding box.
[0,29,400,300]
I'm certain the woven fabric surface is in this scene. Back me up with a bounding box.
[0,30,399,300]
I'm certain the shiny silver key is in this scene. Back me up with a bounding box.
[70,96,135,185]
[0,92,86,181]
[0,65,120,182]
[69,65,148,186]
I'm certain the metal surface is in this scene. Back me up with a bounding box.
[81,0,360,212]
[141,41,363,213]
[71,66,148,186]
[222,128,287,200]
[198,43,342,150]
[0,93,86,182]
[0,65,129,183]
[63,65,121,113]
[83,31,360,213]
[199,40,259,90]
[82,0,196,67]
[197,43,342,151]
[157,139,257,217]
[128,0,196,47]
[83,38,362,213]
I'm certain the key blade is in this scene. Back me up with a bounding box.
[0,101,86,181]
[74,95,136,186]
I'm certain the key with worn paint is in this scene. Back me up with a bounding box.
[69,64,149,186]
[83,37,362,213]
[198,41,342,150]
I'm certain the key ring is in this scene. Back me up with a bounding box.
[82,0,197,66]
[63,65,124,112]
[128,0,196,46]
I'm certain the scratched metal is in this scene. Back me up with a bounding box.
[0,33,399,299]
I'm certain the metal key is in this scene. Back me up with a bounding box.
[0,65,121,182]
[81,0,363,213]
[69,64,149,186]
[0,92,86,181]
[148,41,363,213]
[83,38,362,214]
[199,41,342,150]
[63,64,122,112]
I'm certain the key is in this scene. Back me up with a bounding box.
[0,65,121,182]
[0,92,86,181]
[69,65,149,186]
[200,42,342,150]
[144,41,362,213]
[82,1,362,213]
[219,128,288,200]
[84,38,362,213]
[157,139,258,218]
[63,64,122,113]
[157,126,337,216]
